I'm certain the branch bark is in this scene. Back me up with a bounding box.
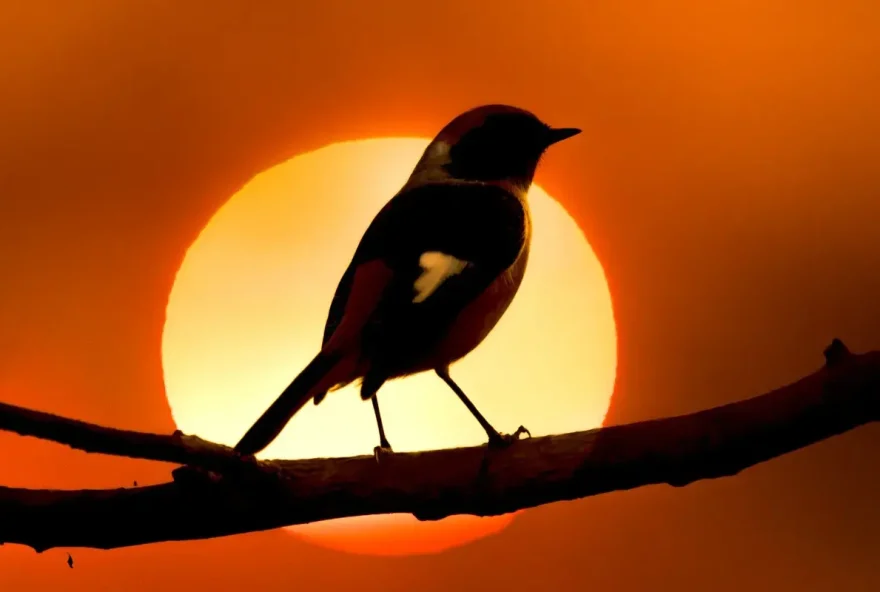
[0,339,877,552]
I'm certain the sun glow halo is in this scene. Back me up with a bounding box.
[161,138,617,556]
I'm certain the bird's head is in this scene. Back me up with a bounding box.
[406,104,581,194]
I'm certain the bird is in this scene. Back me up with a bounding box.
[66,553,74,569]
[233,104,581,459]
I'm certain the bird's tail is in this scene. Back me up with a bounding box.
[234,350,352,455]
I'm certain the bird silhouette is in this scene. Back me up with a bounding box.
[233,104,581,458]
[66,553,73,569]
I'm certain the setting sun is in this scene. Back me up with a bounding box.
[161,138,617,555]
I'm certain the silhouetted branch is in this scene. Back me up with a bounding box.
[0,401,226,464]
[0,400,274,481]
[0,339,877,552]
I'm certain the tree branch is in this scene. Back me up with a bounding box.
[0,339,877,552]
[0,401,240,471]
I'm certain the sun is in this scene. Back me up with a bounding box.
[161,137,617,556]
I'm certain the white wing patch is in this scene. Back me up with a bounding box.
[412,251,469,303]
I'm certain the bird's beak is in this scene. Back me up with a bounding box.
[545,127,582,146]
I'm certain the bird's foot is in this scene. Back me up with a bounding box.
[373,444,394,463]
[487,425,531,449]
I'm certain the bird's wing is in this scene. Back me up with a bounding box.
[322,263,355,347]
[320,182,527,354]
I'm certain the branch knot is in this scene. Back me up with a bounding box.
[823,338,851,367]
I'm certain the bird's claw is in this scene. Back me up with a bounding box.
[373,445,394,463]
[511,425,531,440]
[488,425,531,449]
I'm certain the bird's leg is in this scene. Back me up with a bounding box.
[435,367,530,448]
[361,374,393,463]
[371,394,394,461]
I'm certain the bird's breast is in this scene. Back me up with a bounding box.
[432,237,531,365]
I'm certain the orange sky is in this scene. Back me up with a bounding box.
[0,1,878,590]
